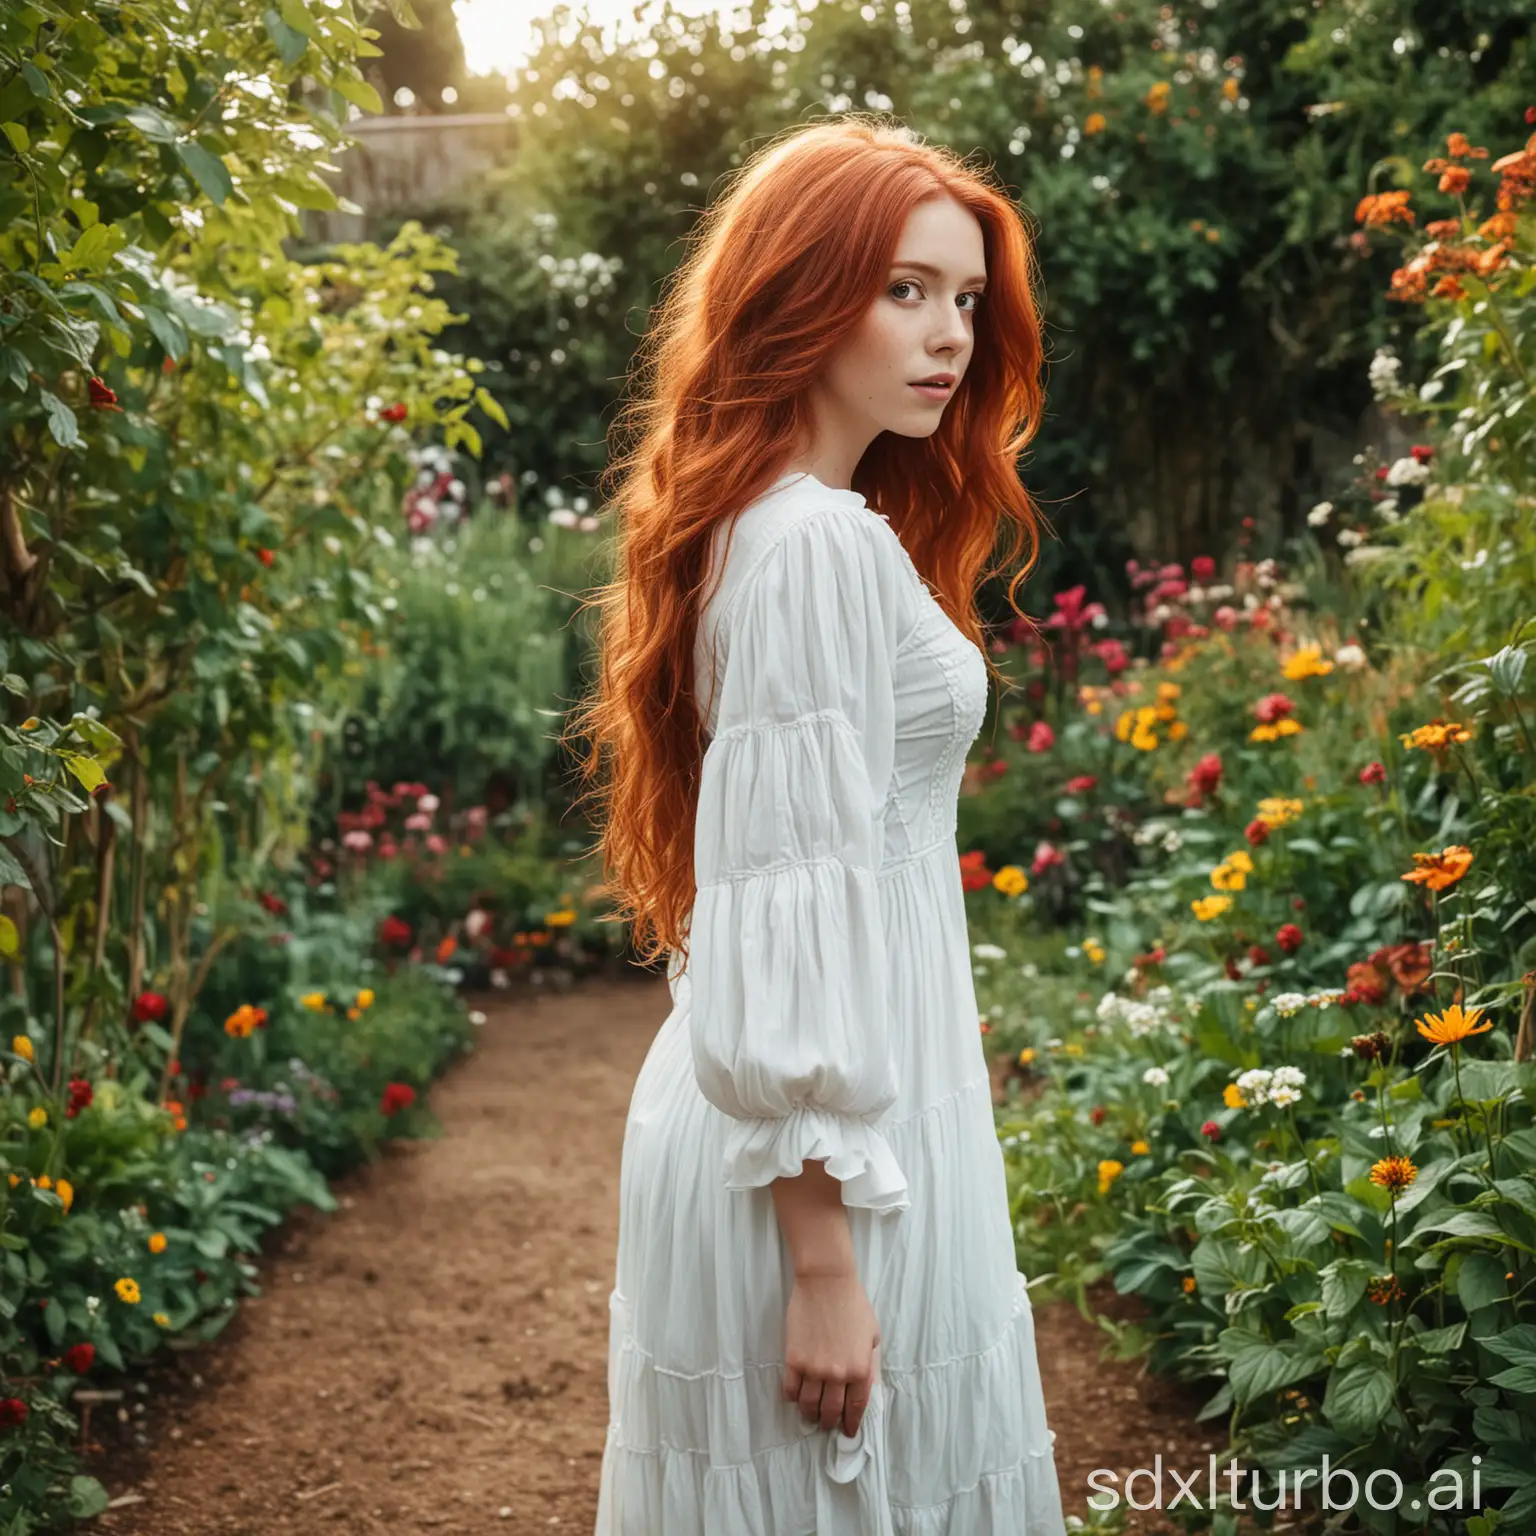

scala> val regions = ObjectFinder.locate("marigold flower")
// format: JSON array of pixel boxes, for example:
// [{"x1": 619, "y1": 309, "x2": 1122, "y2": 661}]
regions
[
  {"x1": 114, "y1": 1277, "x2": 141, "y2": 1304},
  {"x1": 11, "y1": 1033, "x2": 34, "y2": 1063},
  {"x1": 1400, "y1": 720, "x2": 1472, "y2": 756},
  {"x1": 1191, "y1": 895, "x2": 1232, "y2": 922},
  {"x1": 1017, "y1": 1047, "x2": 1035, "y2": 1065},
  {"x1": 1401, "y1": 845, "x2": 1474, "y2": 892},
  {"x1": 992, "y1": 864, "x2": 1028, "y2": 897},
  {"x1": 224, "y1": 1004, "x2": 264, "y2": 1039},
  {"x1": 153, "y1": 1311, "x2": 172, "y2": 1328},
  {"x1": 356, "y1": 988, "x2": 376, "y2": 1010},
  {"x1": 148, "y1": 1232, "x2": 167, "y2": 1254},
  {"x1": 27, "y1": 1106, "x2": 46, "y2": 1129},
  {"x1": 1368, "y1": 1155, "x2": 1418, "y2": 1192},
  {"x1": 1222, "y1": 1082, "x2": 1246, "y2": 1109},
  {"x1": 1437, "y1": 166, "x2": 1472, "y2": 195},
  {"x1": 1130, "y1": 1139, "x2": 1150, "y2": 1155},
  {"x1": 1415, "y1": 1003, "x2": 1492, "y2": 1046},
  {"x1": 435, "y1": 936, "x2": 458, "y2": 963},
  {"x1": 544, "y1": 908, "x2": 577, "y2": 927},
  {"x1": 1084, "y1": 112, "x2": 1107, "y2": 135},
  {"x1": 1083, "y1": 937, "x2": 1106, "y2": 965},
  {"x1": 1182, "y1": 1275, "x2": 1197, "y2": 1293},
  {"x1": 1097, "y1": 1158, "x2": 1125, "y2": 1193},
  {"x1": 56, "y1": 1178, "x2": 73, "y2": 1212},
  {"x1": 1221, "y1": 77, "x2": 1239, "y2": 102},
  {"x1": 1144, "y1": 81, "x2": 1170, "y2": 114},
  {"x1": 1281, "y1": 645, "x2": 1334, "y2": 681},
  {"x1": 300, "y1": 991, "x2": 327, "y2": 1012}
]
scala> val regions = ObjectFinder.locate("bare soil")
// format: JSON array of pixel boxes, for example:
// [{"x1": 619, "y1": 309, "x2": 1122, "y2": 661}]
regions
[{"x1": 85, "y1": 975, "x2": 1221, "y2": 1536}]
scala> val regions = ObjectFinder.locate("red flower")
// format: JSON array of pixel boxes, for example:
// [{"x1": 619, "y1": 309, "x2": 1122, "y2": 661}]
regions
[
  {"x1": 1409, "y1": 444, "x2": 1434, "y2": 464},
  {"x1": 1275, "y1": 923, "x2": 1304, "y2": 955},
  {"x1": 1344, "y1": 961, "x2": 1388, "y2": 1005},
  {"x1": 1359, "y1": 761, "x2": 1386, "y2": 785},
  {"x1": 256, "y1": 548, "x2": 275, "y2": 567},
  {"x1": 1065, "y1": 774, "x2": 1098, "y2": 794},
  {"x1": 0, "y1": 1398, "x2": 27, "y2": 1428},
  {"x1": 65, "y1": 1078, "x2": 93, "y2": 1118},
  {"x1": 1244, "y1": 817, "x2": 1270, "y2": 847},
  {"x1": 87, "y1": 376, "x2": 122, "y2": 412},
  {"x1": 1187, "y1": 752, "x2": 1223, "y2": 798},
  {"x1": 61, "y1": 1342, "x2": 95, "y2": 1374},
  {"x1": 1247, "y1": 945, "x2": 1271, "y2": 967},
  {"x1": 1527, "y1": 106, "x2": 1536, "y2": 125},
  {"x1": 257, "y1": 891, "x2": 288, "y2": 916},
  {"x1": 435, "y1": 935, "x2": 458, "y2": 965},
  {"x1": 959, "y1": 849, "x2": 994, "y2": 892},
  {"x1": 132, "y1": 991, "x2": 168, "y2": 1023},
  {"x1": 1134, "y1": 945, "x2": 1166, "y2": 969},
  {"x1": 378, "y1": 914, "x2": 413, "y2": 948},
  {"x1": 1200, "y1": 1120, "x2": 1221, "y2": 1141},
  {"x1": 380, "y1": 403, "x2": 408, "y2": 423},
  {"x1": 1089, "y1": 1105, "x2": 1106, "y2": 1126},
  {"x1": 1031, "y1": 841, "x2": 1065, "y2": 877},
  {"x1": 1191, "y1": 556, "x2": 1216, "y2": 582},
  {"x1": 1026, "y1": 720, "x2": 1055, "y2": 754},
  {"x1": 1225, "y1": 956, "x2": 1242, "y2": 981},
  {"x1": 1374, "y1": 465, "x2": 1389, "y2": 481},
  {"x1": 1252, "y1": 693, "x2": 1294, "y2": 725},
  {"x1": 380, "y1": 1081, "x2": 416, "y2": 1116}
]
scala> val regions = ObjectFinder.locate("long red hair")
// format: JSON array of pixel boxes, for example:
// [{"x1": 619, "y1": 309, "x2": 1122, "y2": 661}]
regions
[{"x1": 564, "y1": 114, "x2": 1047, "y2": 966}]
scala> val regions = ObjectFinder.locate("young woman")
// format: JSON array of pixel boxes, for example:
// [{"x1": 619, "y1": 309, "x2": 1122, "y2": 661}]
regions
[{"x1": 571, "y1": 115, "x2": 1068, "y2": 1535}]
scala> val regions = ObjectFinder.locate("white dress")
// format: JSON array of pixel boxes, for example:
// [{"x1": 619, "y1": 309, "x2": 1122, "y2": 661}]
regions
[{"x1": 596, "y1": 470, "x2": 1067, "y2": 1536}]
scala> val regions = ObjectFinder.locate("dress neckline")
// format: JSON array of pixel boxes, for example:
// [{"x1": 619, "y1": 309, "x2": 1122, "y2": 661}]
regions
[{"x1": 768, "y1": 469, "x2": 890, "y2": 523}]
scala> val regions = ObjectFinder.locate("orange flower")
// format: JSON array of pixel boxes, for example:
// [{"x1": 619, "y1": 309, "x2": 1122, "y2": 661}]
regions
[
  {"x1": 1438, "y1": 166, "x2": 1472, "y2": 195},
  {"x1": 1355, "y1": 190, "x2": 1414, "y2": 228},
  {"x1": 1444, "y1": 133, "x2": 1488, "y2": 161},
  {"x1": 1415, "y1": 1003, "x2": 1492, "y2": 1047},
  {"x1": 1401, "y1": 846, "x2": 1473, "y2": 892},
  {"x1": 1144, "y1": 81, "x2": 1170, "y2": 114},
  {"x1": 435, "y1": 935, "x2": 458, "y2": 964},
  {"x1": 1431, "y1": 275, "x2": 1465, "y2": 300},
  {"x1": 1368, "y1": 1155, "x2": 1418, "y2": 1192},
  {"x1": 1084, "y1": 112, "x2": 1106, "y2": 136},
  {"x1": 1400, "y1": 720, "x2": 1472, "y2": 756}
]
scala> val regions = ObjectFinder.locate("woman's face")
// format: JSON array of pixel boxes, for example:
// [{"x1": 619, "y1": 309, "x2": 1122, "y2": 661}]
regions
[{"x1": 808, "y1": 194, "x2": 987, "y2": 471}]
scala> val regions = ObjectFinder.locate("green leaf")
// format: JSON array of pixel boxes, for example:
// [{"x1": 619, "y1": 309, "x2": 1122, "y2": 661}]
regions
[
  {"x1": 1489, "y1": 1363, "x2": 1536, "y2": 1395},
  {"x1": 1459, "y1": 1250, "x2": 1513, "y2": 1313},
  {"x1": 39, "y1": 389, "x2": 80, "y2": 448},
  {"x1": 332, "y1": 71, "x2": 384, "y2": 116},
  {"x1": 1323, "y1": 1360, "x2": 1395, "y2": 1439},
  {"x1": 122, "y1": 104, "x2": 180, "y2": 143},
  {"x1": 20, "y1": 61, "x2": 51, "y2": 99},
  {"x1": 176, "y1": 141, "x2": 233, "y2": 205},
  {"x1": 63, "y1": 752, "x2": 106, "y2": 794},
  {"x1": 474, "y1": 386, "x2": 509, "y2": 430},
  {"x1": 279, "y1": 0, "x2": 323, "y2": 39},
  {"x1": 44, "y1": 1293, "x2": 66, "y2": 1345},
  {"x1": 69, "y1": 1478, "x2": 111, "y2": 1519},
  {"x1": 1, "y1": 121, "x2": 28, "y2": 153},
  {"x1": 63, "y1": 223, "x2": 114, "y2": 275},
  {"x1": 263, "y1": 8, "x2": 311, "y2": 66},
  {"x1": 385, "y1": 0, "x2": 422, "y2": 26}
]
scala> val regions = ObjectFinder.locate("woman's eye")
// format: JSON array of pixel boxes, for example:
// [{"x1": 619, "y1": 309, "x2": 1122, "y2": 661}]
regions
[
  {"x1": 891, "y1": 280, "x2": 919, "y2": 300},
  {"x1": 959, "y1": 291, "x2": 983, "y2": 312}
]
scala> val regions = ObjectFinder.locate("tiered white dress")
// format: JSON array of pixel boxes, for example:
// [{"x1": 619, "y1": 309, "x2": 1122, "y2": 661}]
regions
[{"x1": 596, "y1": 470, "x2": 1067, "y2": 1536}]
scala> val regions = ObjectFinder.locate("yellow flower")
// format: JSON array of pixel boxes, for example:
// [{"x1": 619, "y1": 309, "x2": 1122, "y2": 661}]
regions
[
  {"x1": 11, "y1": 1034, "x2": 33, "y2": 1063},
  {"x1": 1130, "y1": 1139, "x2": 1151, "y2": 1155},
  {"x1": 992, "y1": 865, "x2": 1028, "y2": 897},
  {"x1": 114, "y1": 1277, "x2": 141, "y2": 1305},
  {"x1": 544, "y1": 908, "x2": 577, "y2": 927},
  {"x1": 346, "y1": 1006, "x2": 361, "y2": 1021},
  {"x1": 1144, "y1": 80, "x2": 1170, "y2": 113},
  {"x1": 56, "y1": 1178, "x2": 73, "y2": 1212},
  {"x1": 1156, "y1": 682, "x2": 1182, "y2": 703},
  {"x1": 1274, "y1": 718, "x2": 1302, "y2": 737},
  {"x1": 1017, "y1": 1047, "x2": 1036, "y2": 1065},
  {"x1": 148, "y1": 1231, "x2": 167, "y2": 1254},
  {"x1": 6, "y1": 1173, "x2": 18, "y2": 1187},
  {"x1": 1130, "y1": 719, "x2": 1159, "y2": 751},
  {"x1": 356, "y1": 988, "x2": 375, "y2": 1010},
  {"x1": 1083, "y1": 937, "x2": 1106, "y2": 965},
  {"x1": 1222, "y1": 76, "x2": 1240, "y2": 102},
  {"x1": 1368, "y1": 1155, "x2": 1419, "y2": 1193},
  {"x1": 1282, "y1": 645, "x2": 1334, "y2": 681},
  {"x1": 1415, "y1": 1003, "x2": 1492, "y2": 1046},
  {"x1": 1223, "y1": 1082, "x2": 1247, "y2": 1109},
  {"x1": 1168, "y1": 720, "x2": 1189, "y2": 741},
  {"x1": 300, "y1": 991, "x2": 327, "y2": 1011},
  {"x1": 1097, "y1": 1158, "x2": 1125, "y2": 1193},
  {"x1": 1210, "y1": 862, "x2": 1247, "y2": 893},
  {"x1": 1255, "y1": 797, "x2": 1303, "y2": 828},
  {"x1": 1400, "y1": 721, "x2": 1472, "y2": 754},
  {"x1": 1182, "y1": 1274, "x2": 1197, "y2": 1293},
  {"x1": 1192, "y1": 894, "x2": 1232, "y2": 922},
  {"x1": 1114, "y1": 709, "x2": 1134, "y2": 742},
  {"x1": 1084, "y1": 111, "x2": 1107, "y2": 135},
  {"x1": 153, "y1": 1311, "x2": 171, "y2": 1328},
  {"x1": 37, "y1": 1173, "x2": 51, "y2": 1190},
  {"x1": 1250, "y1": 723, "x2": 1278, "y2": 743},
  {"x1": 28, "y1": 1106, "x2": 46, "y2": 1129},
  {"x1": 1224, "y1": 850, "x2": 1254, "y2": 874}
]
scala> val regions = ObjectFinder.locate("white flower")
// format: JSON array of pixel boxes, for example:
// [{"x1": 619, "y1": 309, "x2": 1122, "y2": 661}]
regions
[
  {"x1": 1368, "y1": 347, "x2": 1402, "y2": 398},
  {"x1": 1460, "y1": 549, "x2": 1488, "y2": 571},
  {"x1": 1334, "y1": 642, "x2": 1367, "y2": 671},
  {"x1": 547, "y1": 507, "x2": 579, "y2": 528},
  {"x1": 468, "y1": 1009, "x2": 488, "y2": 1026},
  {"x1": 972, "y1": 942, "x2": 1008, "y2": 962},
  {"x1": 1385, "y1": 456, "x2": 1429, "y2": 488},
  {"x1": 1306, "y1": 989, "x2": 1345, "y2": 1008},
  {"x1": 1336, "y1": 527, "x2": 1365, "y2": 548},
  {"x1": 1021, "y1": 962, "x2": 1040, "y2": 979},
  {"x1": 322, "y1": 534, "x2": 343, "y2": 557},
  {"x1": 1147, "y1": 985, "x2": 1174, "y2": 1006},
  {"x1": 1235, "y1": 1067, "x2": 1273, "y2": 1105},
  {"x1": 1345, "y1": 545, "x2": 1389, "y2": 566},
  {"x1": 1142, "y1": 1065, "x2": 1170, "y2": 1087},
  {"x1": 1205, "y1": 584, "x2": 1234, "y2": 601},
  {"x1": 1097, "y1": 993, "x2": 1121, "y2": 1023},
  {"x1": 1271, "y1": 1065, "x2": 1307, "y2": 1089},
  {"x1": 1306, "y1": 501, "x2": 1333, "y2": 527},
  {"x1": 1161, "y1": 830, "x2": 1183, "y2": 853},
  {"x1": 1271, "y1": 992, "x2": 1308, "y2": 1018},
  {"x1": 490, "y1": 967, "x2": 511, "y2": 989},
  {"x1": 417, "y1": 793, "x2": 440, "y2": 814},
  {"x1": 1268, "y1": 1083, "x2": 1303, "y2": 1108}
]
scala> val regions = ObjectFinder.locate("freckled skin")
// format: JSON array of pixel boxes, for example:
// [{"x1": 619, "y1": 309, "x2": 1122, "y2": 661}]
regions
[{"x1": 794, "y1": 194, "x2": 987, "y2": 488}]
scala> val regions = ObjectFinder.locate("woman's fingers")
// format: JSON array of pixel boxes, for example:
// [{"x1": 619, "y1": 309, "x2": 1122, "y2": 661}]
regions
[
  {"x1": 798, "y1": 1373, "x2": 823, "y2": 1423},
  {"x1": 818, "y1": 1379, "x2": 846, "y2": 1433},
  {"x1": 841, "y1": 1382, "x2": 870, "y2": 1436},
  {"x1": 782, "y1": 1363, "x2": 803, "y2": 1403}
]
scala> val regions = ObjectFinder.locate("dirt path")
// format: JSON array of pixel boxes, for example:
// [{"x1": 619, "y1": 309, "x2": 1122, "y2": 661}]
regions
[{"x1": 90, "y1": 975, "x2": 1215, "y2": 1536}]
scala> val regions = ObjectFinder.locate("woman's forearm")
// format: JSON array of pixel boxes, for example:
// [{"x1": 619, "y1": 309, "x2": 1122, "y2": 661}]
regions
[{"x1": 771, "y1": 1159, "x2": 856, "y2": 1277}]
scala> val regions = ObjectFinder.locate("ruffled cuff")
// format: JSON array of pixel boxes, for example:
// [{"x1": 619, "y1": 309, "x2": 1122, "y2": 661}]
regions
[{"x1": 721, "y1": 1106, "x2": 910, "y2": 1212}]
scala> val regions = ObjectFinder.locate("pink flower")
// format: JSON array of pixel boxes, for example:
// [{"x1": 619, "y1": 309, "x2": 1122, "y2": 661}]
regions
[
  {"x1": 1213, "y1": 605, "x2": 1239, "y2": 631},
  {"x1": 1252, "y1": 693, "x2": 1294, "y2": 725},
  {"x1": 1092, "y1": 638, "x2": 1130, "y2": 675},
  {"x1": 342, "y1": 829, "x2": 373, "y2": 852},
  {"x1": 1026, "y1": 720, "x2": 1056, "y2": 753},
  {"x1": 1200, "y1": 1120, "x2": 1221, "y2": 1141},
  {"x1": 1187, "y1": 752, "x2": 1223, "y2": 798},
  {"x1": 1031, "y1": 841, "x2": 1065, "y2": 876},
  {"x1": 1043, "y1": 586, "x2": 1107, "y2": 635},
  {"x1": 1065, "y1": 775, "x2": 1098, "y2": 794},
  {"x1": 1191, "y1": 556, "x2": 1216, "y2": 582},
  {"x1": 1359, "y1": 761, "x2": 1386, "y2": 785}
]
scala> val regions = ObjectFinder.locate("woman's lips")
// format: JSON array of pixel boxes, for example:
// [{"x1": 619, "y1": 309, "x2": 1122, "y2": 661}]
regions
[{"x1": 909, "y1": 383, "x2": 953, "y2": 401}]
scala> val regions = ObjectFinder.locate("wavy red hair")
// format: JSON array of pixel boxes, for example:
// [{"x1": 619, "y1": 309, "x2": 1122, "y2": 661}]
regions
[{"x1": 564, "y1": 114, "x2": 1047, "y2": 967}]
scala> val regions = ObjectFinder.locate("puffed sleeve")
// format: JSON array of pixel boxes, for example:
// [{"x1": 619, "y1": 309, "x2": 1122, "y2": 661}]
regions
[{"x1": 687, "y1": 507, "x2": 911, "y2": 1213}]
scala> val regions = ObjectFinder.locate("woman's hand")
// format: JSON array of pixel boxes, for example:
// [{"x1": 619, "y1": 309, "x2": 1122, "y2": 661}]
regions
[{"x1": 781, "y1": 1266, "x2": 881, "y2": 1436}]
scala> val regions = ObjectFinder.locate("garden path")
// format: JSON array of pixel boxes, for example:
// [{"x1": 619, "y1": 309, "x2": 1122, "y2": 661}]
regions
[{"x1": 90, "y1": 976, "x2": 1212, "y2": 1535}]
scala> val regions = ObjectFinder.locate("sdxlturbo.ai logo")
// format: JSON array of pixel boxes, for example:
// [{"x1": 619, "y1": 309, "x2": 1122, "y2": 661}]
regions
[{"x1": 1087, "y1": 1454, "x2": 1483, "y2": 1514}]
